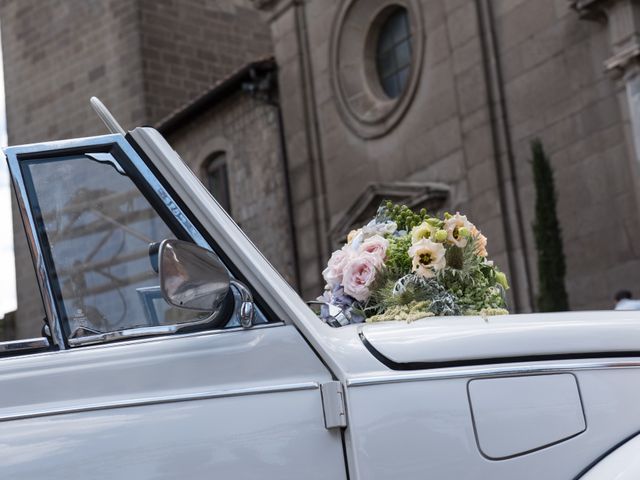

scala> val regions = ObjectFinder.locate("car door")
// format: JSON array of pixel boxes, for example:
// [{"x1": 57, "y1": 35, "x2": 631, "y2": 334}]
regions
[{"x1": 0, "y1": 134, "x2": 347, "y2": 479}]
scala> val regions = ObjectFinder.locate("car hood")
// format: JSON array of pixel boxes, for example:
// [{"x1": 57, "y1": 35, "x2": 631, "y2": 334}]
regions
[{"x1": 360, "y1": 310, "x2": 640, "y2": 368}]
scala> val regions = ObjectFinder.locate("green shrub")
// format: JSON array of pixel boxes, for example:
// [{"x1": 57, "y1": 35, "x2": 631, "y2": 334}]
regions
[{"x1": 531, "y1": 139, "x2": 569, "y2": 311}]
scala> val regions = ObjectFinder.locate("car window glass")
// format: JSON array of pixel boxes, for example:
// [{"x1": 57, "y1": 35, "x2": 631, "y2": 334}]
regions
[{"x1": 23, "y1": 154, "x2": 210, "y2": 339}]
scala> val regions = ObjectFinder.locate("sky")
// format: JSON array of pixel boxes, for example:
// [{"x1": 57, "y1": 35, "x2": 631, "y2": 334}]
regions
[{"x1": 0, "y1": 32, "x2": 17, "y2": 318}]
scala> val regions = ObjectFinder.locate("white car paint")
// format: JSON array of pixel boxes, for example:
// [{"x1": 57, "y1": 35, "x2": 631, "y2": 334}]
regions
[{"x1": 580, "y1": 433, "x2": 640, "y2": 479}]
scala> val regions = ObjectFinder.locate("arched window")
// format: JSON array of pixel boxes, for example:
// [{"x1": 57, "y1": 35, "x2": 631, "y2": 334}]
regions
[
  {"x1": 375, "y1": 7, "x2": 413, "y2": 99},
  {"x1": 202, "y1": 152, "x2": 231, "y2": 214}
]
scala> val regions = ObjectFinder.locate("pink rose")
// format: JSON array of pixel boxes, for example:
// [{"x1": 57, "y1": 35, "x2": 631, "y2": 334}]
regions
[
  {"x1": 359, "y1": 234, "x2": 388, "y2": 267},
  {"x1": 342, "y1": 254, "x2": 378, "y2": 302},
  {"x1": 322, "y1": 247, "x2": 352, "y2": 288}
]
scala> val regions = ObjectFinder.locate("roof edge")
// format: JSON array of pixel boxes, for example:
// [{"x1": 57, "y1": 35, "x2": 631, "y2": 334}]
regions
[{"x1": 156, "y1": 56, "x2": 276, "y2": 135}]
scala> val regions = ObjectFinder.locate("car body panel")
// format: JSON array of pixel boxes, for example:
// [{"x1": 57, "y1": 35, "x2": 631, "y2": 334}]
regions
[
  {"x1": 580, "y1": 433, "x2": 640, "y2": 479},
  {"x1": 0, "y1": 325, "x2": 348, "y2": 479},
  {"x1": 344, "y1": 367, "x2": 640, "y2": 479}
]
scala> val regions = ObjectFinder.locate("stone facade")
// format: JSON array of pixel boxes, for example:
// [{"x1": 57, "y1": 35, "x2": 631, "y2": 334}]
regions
[
  {"x1": 257, "y1": 0, "x2": 640, "y2": 311},
  {"x1": 160, "y1": 71, "x2": 298, "y2": 287},
  {"x1": 2, "y1": 0, "x2": 640, "y2": 340}
]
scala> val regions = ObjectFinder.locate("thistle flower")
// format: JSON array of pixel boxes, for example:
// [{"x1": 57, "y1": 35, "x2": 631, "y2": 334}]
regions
[{"x1": 408, "y1": 238, "x2": 446, "y2": 278}]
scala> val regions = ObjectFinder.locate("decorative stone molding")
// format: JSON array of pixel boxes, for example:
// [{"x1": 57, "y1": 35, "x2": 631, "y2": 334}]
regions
[
  {"x1": 329, "y1": 182, "x2": 449, "y2": 247},
  {"x1": 605, "y1": 42, "x2": 640, "y2": 76},
  {"x1": 329, "y1": 0, "x2": 425, "y2": 139},
  {"x1": 571, "y1": 0, "x2": 640, "y2": 76}
]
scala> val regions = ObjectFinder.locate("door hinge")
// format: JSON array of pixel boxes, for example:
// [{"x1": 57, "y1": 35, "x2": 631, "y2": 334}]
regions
[{"x1": 320, "y1": 381, "x2": 347, "y2": 429}]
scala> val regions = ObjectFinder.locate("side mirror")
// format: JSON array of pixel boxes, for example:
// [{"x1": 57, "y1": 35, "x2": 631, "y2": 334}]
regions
[
  {"x1": 159, "y1": 239, "x2": 230, "y2": 312},
  {"x1": 158, "y1": 239, "x2": 255, "y2": 328}
]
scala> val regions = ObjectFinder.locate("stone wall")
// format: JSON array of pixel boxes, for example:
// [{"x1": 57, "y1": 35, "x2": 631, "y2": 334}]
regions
[
  {"x1": 258, "y1": 0, "x2": 639, "y2": 311},
  {"x1": 263, "y1": 0, "x2": 526, "y2": 307},
  {"x1": 491, "y1": 0, "x2": 636, "y2": 309},
  {"x1": 164, "y1": 91, "x2": 296, "y2": 286}
]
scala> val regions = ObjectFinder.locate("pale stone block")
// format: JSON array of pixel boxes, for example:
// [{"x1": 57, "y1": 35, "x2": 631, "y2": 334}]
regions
[
  {"x1": 452, "y1": 37, "x2": 482, "y2": 76},
  {"x1": 446, "y1": 1, "x2": 479, "y2": 49}
]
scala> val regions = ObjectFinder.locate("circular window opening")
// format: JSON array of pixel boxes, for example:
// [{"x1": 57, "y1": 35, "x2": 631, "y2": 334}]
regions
[{"x1": 375, "y1": 7, "x2": 413, "y2": 99}]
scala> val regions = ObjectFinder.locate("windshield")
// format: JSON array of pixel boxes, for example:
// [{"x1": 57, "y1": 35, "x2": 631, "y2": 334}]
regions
[{"x1": 23, "y1": 154, "x2": 209, "y2": 340}]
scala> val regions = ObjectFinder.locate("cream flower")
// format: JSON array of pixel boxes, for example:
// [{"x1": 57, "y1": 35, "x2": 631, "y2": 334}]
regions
[
  {"x1": 408, "y1": 238, "x2": 446, "y2": 278},
  {"x1": 444, "y1": 213, "x2": 473, "y2": 248},
  {"x1": 347, "y1": 229, "x2": 362, "y2": 244},
  {"x1": 342, "y1": 254, "x2": 378, "y2": 302},
  {"x1": 410, "y1": 221, "x2": 437, "y2": 243}
]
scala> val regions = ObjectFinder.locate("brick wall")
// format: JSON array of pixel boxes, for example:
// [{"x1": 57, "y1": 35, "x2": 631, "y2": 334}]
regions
[
  {"x1": 139, "y1": 0, "x2": 272, "y2": 123},
  {"x1": 0, "y1": 0, "x2": 274, "y2": 337},
  {"x1": 165, "y1": 91, "x2": 296, "y2": 285}
]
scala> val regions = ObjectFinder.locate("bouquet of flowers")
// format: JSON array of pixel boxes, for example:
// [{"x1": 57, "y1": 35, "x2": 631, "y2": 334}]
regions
[{"x1": 317, "y1": 201, "x2": 509, "y2": 326}]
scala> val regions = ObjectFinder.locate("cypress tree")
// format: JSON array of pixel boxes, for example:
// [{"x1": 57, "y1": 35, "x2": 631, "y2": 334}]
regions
[{"x1": 531, "y1": 139, "x2": 569, "y2": 311}]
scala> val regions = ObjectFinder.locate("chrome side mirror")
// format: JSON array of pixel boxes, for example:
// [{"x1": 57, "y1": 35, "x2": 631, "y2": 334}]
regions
[
  {"x1": 158, "y1": 239, "x2": 255, "y2": 329},
  {"x1": 159, "y1": 239, "x2": 230, "y2": 312}
]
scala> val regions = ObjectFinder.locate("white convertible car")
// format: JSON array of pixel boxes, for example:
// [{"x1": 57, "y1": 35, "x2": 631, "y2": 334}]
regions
[{"x1": 0, "y1": 99, "x2": 639, "y2": 479}]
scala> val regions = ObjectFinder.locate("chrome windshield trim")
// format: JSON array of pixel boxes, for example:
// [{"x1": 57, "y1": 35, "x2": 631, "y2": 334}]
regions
[
  {"x1": 0, "y1": 337, "x2": 50, "y2": 354},
  {"x1": 0, "y1": 381, "x2": 319, "y2": 423},
  {"x1": 115, "y1": 135, "x2": 209, "y2": 248},
  {"x1": 3, "y1": 134, "x2": 210, "y2": 349},
  {"x1": 346, "y1": 358, "x2": 640, "y2": 387}
]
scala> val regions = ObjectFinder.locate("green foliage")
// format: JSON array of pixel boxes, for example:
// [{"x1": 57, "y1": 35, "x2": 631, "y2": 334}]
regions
[
  {"x1": 367, "y1": 272, "x2": 461, "y2": 318},
  {"x1": 531, "y1": 139, "x2": 569, "y2": 312},
  {"x1": 385, "y1": 235, "x2": 412, "y2": 274},
  {"x1": 381, "y1": 200, "x2": 429, "y2": 231}
]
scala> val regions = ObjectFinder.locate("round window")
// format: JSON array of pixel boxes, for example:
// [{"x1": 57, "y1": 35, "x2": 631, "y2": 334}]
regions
[
  {"x1": 330, "y1": 0, "x2": 424, "y2": 138},
  {"x1": 375, "y1": 8, "x2": 413, "y2": 99}
]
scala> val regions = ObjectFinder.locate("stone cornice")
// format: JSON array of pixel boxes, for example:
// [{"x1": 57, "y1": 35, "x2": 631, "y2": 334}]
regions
[
  {"x1": 605, "y1": 41, "x2": 640, "y2": 75},
  {"x1": 571, "y1": 0, "x2": 640, "y2": 75}
]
